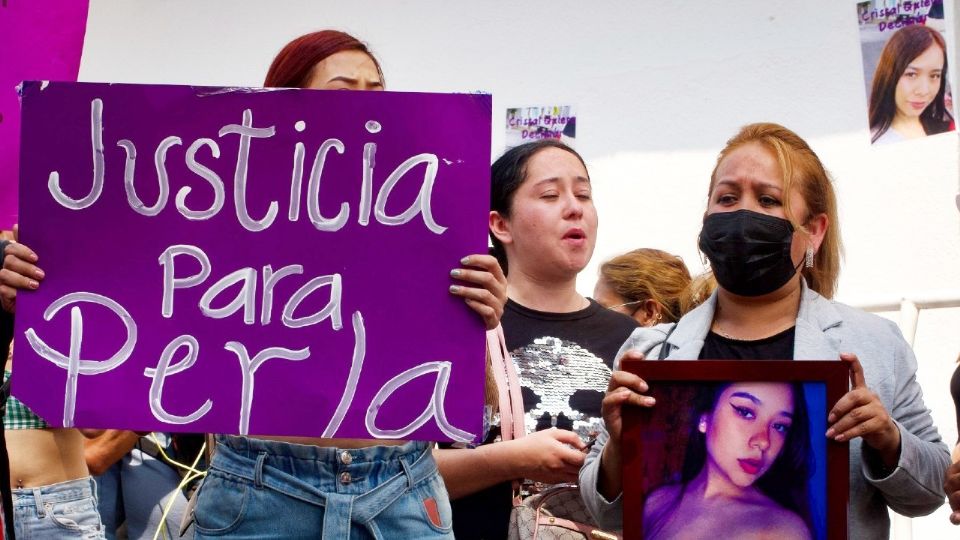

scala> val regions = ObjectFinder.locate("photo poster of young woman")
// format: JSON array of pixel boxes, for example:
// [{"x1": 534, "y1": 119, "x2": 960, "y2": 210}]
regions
[
  {"x1": 504, "y1": 105, "x2": 576, "y2": 150},
  {"x1": 857, "y1": 0, "x2": 956, "y2": 144},
  {"x1": 621, "y1": 361, "x2": 850, "y2": 540}
]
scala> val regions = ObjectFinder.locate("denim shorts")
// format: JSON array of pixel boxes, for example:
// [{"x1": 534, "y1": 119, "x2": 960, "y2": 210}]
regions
[
  {"x1": 95, "y1": 443, "x2": 192, "y2": 540},
  {"x1": 12, "y1": 476, "x2": 105, "y2": 539},
  {"x1": 193, "y1": 436, "x2": 453, "y2": 539}
]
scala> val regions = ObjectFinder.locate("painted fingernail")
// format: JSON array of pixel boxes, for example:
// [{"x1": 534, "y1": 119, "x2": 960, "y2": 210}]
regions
[
  {"x1": 35, "y1": 270, "x2": 44, "y2": 279},
  {"x1": 449, "y1": 285, "x2": 460, "y2": 293},
  {"x1": 645, "y1": 397, "x2": 656, "y2": 406},
  {"x1": 825, "y1": 428, "x2": 835, "y2": 438},
  {"x1": 450, "y1": 269, "x2": 461, "y2": 277},
  {"x1": 460, "y1": 256, "x2": 470, "y2": 265},
  {"x1": 29, "y1": 280, "x2": 38, "y2": 289},
  {"x1": 835, "y1": 434, "x2": 845, "y2": 441}
]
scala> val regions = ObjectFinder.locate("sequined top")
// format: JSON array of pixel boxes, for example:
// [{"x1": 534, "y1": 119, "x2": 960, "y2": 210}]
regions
[
  {"x1": 449, "y1": 298, "x2": 637, "y2": 539},
  {"x1": 502, "y1": 298, "x2": 638, "y2": 442}
]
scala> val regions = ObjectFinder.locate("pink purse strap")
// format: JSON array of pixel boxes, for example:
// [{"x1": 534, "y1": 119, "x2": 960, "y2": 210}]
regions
[
  {"x1": 486, "y1": 324, "x2": 525, "y2": 442},
  {"x1": 486, "y1": 324, "x2": 526, "y2": 505}
]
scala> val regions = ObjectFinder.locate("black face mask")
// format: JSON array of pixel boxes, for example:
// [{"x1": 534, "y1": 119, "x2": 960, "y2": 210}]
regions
[{"x1": 698, "y1": 209, "x2": 799, "y2": 297}]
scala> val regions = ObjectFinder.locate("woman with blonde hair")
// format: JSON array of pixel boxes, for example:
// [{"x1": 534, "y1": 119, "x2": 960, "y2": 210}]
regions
[
  {"x1": 581, "y1": 122, "x2": 949, "y2": 538},
  {"x1": 593, "y1": 248, "x2": 700, "y2": 326}
]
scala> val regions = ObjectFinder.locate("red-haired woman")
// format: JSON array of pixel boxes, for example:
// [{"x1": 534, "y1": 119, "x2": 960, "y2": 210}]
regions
[
  {"x1": 1, "y1": 30, "x2": 506, "y2": 539},
  {"x1": 262, "y1": 30, "x2": 385, "y2": 90}
]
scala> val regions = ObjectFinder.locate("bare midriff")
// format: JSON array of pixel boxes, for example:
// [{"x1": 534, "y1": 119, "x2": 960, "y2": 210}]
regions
[{"x1": 6, "y1": 428, "x2": 89, "y2": 488}]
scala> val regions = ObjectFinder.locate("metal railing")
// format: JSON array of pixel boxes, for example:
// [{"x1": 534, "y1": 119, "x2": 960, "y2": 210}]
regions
[{"x1": 849, "y1": 291, "x2": 960, "y2": 540}]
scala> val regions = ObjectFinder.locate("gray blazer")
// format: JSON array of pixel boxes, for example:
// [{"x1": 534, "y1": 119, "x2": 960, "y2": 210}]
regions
[{"x1": 579, "y1": 282, "x2": 949, "y2": 539}]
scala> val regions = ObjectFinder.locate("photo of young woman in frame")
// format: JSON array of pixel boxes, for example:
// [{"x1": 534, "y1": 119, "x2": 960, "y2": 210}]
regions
[{"x1": 620, "y1": 361, "x2": 849, "y2": 540}]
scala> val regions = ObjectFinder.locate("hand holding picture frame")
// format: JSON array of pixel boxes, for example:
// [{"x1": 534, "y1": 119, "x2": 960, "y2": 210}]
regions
[{"x1": 620, "y1": 360, "x2": 849, "y2": 540}]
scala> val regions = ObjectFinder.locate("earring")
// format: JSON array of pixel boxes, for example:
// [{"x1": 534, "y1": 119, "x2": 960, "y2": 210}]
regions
[
  {"x1": 804, "y1": 246, "x2": 814, "y2": 268},
  {"x1": 698, "y1": 416, "x2": 707, "y2": 433},
  {"x1": 655, "y1": 313, "x2": 662, "y2": 323}
]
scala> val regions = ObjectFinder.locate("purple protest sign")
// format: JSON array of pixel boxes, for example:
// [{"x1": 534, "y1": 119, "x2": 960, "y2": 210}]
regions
[
  {"x1": 13, "y1": 82, "x2": 492, "y2": 443},
  {"x1": 0, "y1": 1, "x2": 90, "y2": 228}
]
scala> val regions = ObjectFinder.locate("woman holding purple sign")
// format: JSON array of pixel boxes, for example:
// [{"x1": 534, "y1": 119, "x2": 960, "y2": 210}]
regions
[
  {"x1": 1, "y1": 30, "x2": 507, "y2": 539},
  {"x1": 580, "y1": 122, "x2": 949, "y2": 539},
  {"x1": 0, "y1": 229, "x2": 105, "y2": 539},
  {"x1": 169, "y1": 29, "x2": 505, "y2": 540}
]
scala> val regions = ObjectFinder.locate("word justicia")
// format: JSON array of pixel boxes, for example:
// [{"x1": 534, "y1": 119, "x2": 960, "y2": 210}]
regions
[{"x1": 47, "y1": 98, "x2": 447, "y2": 234}]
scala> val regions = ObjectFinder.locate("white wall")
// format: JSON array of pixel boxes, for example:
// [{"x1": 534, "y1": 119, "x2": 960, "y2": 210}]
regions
[{"x1": 80, "y1": 0, "x2": 960, "y2": 536}]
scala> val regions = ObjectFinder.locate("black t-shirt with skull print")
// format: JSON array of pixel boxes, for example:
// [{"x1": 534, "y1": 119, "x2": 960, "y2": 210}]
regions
[
  {"x1": 502, "y1": 298, "x2": 639, "y2": 442},
  {"x1": 449, "y1": 298, "x2": 637, "y2": 539}
]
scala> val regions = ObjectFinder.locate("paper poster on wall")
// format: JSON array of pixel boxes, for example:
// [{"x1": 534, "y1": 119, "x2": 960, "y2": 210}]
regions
[
  {"x1": 0, "y1": 0, "x2": 90, "y2": 228},
  {"x1": 13, "y1": 81, "x2": 492, "y2": 442},
  {"x1": 505, "y1": 105, "x2": 576, "y2": 150},
  {"x1": 857, "y1": 0, "x2": 955, "y2": 144}
]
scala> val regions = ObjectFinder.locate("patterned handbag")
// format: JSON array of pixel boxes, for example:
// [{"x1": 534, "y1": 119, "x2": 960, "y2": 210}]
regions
[
  {"x1": 507, "y1": 484, "x2": 620, "y2": 540},
  {"x1": 487, "y1": 326, "x2": 622, "y2": 540}
]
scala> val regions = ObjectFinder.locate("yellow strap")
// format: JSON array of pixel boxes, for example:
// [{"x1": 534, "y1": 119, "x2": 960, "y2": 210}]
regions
[
  {"x1": 150, "y1": 434, "x2": 207, "y2": 540},
  {"x1": 148, "y1": 432, "x2": 206, "y2": 476}
]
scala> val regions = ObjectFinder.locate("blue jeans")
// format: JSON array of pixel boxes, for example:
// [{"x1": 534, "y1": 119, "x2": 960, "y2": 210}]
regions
[
  {"x1": 95, "y1": 438, "x2": 193, "y2": 539},
  {"x1": 194, "y1": 436, "x2": 453, "y2": 539},
  {"x1": 12, "y1": 476, "x2": 105, "y2": 539}
]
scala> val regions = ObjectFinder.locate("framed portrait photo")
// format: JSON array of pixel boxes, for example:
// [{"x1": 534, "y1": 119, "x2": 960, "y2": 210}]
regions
[{"x1": 620, "y1": 360, "x2": 849, "y2": 540}]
